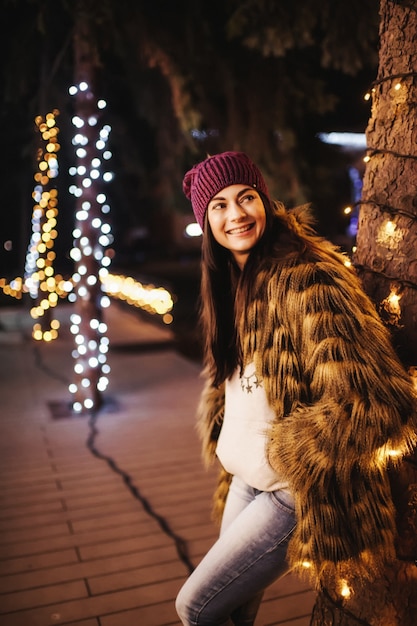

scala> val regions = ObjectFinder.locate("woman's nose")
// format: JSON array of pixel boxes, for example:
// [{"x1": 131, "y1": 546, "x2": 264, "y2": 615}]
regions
[{"x1": 229, "y1": 202, "x2": 245, "y2": 219}]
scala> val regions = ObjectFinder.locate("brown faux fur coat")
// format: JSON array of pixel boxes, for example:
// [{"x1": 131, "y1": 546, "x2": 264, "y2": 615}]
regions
[{"x1": 197, "y1": 205, "x2": 417, "y2": 590}]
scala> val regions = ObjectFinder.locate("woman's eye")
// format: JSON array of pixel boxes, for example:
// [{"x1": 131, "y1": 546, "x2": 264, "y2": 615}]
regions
[{"x1": 241, "y1": 194, "x2": 254, "y2": 203}]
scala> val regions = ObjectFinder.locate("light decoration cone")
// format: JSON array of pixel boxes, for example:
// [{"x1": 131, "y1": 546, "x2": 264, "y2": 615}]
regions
[
  {"x1": 0, "y1": 110, "x2": 74, "y2": 320},
  {"x1": 68, "y1": 80, "x2": 114, "y2": 413}
]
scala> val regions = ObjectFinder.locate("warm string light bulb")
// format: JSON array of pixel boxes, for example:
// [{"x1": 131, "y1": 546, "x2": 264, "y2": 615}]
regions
[
  {"x1": 385, "y1": 220, "x2": 395, "y2": 236},
  {"x1": 380, "y1": 287, "x2": 402, "y2": 327},
  {"x1": 376, "y1": 218, "x2": 405, "y2": 249},
  {"x1": 364, "y1": 87, "x2": 376, "y2": 101},
  {"x1": 387, "y1": 290, "x2": 400, "y2": 306},
  {"x1": 340, "y1": 579, "x2": 352, "y2": 599}
]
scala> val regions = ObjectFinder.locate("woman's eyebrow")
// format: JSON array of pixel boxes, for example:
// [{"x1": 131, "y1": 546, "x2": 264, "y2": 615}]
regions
[
  {"x1": 236, "y1": 187, "x2": 255, "y2": 198},
  {"x1": 209, "y1": 194, "x2": 226, "y2": 204}
]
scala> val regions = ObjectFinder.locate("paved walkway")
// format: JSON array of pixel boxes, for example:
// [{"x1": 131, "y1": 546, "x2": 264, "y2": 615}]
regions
[{"x1": 0, "y1": 302, "x2": 315, "y2": 625}]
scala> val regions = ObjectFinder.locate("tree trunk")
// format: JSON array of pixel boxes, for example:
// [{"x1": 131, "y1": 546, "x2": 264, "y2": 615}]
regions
[
  {"x1": 311, "y1": 0, "x2": 417, "y2": 623},
  {"x1": 70, "y1": 0, "x2": 110, "y2": 412},
  {"x1": 354, "y1": 0, "x2": 417, "y2": 366}
]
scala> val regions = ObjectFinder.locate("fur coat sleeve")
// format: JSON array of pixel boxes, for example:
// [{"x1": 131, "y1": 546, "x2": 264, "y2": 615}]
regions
[{"x1": 263, "y1": 252, "x2": 417, "y2": 588}]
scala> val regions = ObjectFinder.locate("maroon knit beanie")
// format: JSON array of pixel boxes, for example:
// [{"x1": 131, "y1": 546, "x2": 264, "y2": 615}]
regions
[{"x1": 183, "y1": 151, "x2": 270, "y2": 229}]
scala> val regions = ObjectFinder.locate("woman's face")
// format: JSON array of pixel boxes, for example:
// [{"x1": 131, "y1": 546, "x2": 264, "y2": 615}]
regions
[{"x1": 206, "y1": 184, "x2": 266, "y2": 269}]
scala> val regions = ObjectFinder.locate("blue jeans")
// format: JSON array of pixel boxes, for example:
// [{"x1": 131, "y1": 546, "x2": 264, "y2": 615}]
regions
[{"x1": 175, "y1": 475, "x2": 296, "y2": 625}]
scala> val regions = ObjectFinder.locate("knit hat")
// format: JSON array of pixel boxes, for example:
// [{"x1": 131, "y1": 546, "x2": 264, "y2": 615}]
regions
[{"x1": 183, "y1": 151, "x2": 270, "y2": 229}]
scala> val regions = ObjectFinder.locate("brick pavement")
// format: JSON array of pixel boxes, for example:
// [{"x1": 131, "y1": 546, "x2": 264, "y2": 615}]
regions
[{"x1": 0, "y1": 303, "x2": 314, "y2": 625}]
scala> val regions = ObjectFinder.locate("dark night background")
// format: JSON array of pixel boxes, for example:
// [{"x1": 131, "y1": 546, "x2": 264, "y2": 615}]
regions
[{"x1": 0, "y1": 0, "x2": 380, "y2": 351}]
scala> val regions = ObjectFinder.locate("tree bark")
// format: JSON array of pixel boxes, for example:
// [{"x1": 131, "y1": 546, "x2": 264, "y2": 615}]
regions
[
  {"x1": 71, "y1": 0, "x2": 106, "y2": 412},
  {"x1": 311, "y1": 0, "x2": 417, "y2": 623},
  {"x1": 354, "y1": 0, "x2": 417, "y2": 366}
]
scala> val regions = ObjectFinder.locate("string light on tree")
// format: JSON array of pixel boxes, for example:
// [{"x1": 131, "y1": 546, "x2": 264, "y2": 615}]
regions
[
  {"x1": 0, "y1": 109, "x2": 75, "y2": 315},
  {"x1": 68, "y1": 80, "x2": 114, "y2": 413},
  {"x1": 355, "y1": 71, "x2": 417, "y2": 328},
  {"x1": 25, "y1": 111, "x2": 62, "y2": 341},
  {"x1": 380, "y1": 286, "x2": 403, "y2": 327}
]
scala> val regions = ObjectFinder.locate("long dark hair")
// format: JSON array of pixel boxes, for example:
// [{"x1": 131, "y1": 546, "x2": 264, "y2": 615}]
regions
[{"x1": 199, "y1": 196, "x2": 305, "y2": 386}]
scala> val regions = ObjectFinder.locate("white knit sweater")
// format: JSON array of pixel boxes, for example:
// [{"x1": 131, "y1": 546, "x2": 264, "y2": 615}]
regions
[{"x1": 216, "y1": 364, "x2": 289, "y2": 492}]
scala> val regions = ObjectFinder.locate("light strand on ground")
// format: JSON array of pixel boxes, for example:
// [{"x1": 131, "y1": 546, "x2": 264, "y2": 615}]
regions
[
  {"x1": 0, "y1": 271, "x2": 175, "y2": 324},
  {"x1": 101, "y1": 274, "x2": 174, "y2": 324}
]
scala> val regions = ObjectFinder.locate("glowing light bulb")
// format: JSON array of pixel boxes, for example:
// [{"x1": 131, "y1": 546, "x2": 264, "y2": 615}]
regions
[
  {"x1": 72, "y1": 116, "x2": 85, "y2": 128},
  {"x1": 388, "y1": 449, "x2": 402, "y2": 458},
  {"x1": 384, "y1": 220, "x2": 394, "y2": 234},
  {"x1": 340, "y1": 580, "x2": 351, "y2": 598},
  {"x1": 388, "y1": 292, "x2": 400, "y2": 305}
]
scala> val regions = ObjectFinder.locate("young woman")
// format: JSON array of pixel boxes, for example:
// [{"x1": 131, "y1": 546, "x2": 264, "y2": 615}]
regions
[{"x1": 175, "y1": 151, "x2": 417, "y2": 626}]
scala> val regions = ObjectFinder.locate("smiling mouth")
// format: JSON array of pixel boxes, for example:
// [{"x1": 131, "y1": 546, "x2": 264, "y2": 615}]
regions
[{"x1": 227, "y1": 223, "x2": 254, "y2": 235}]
